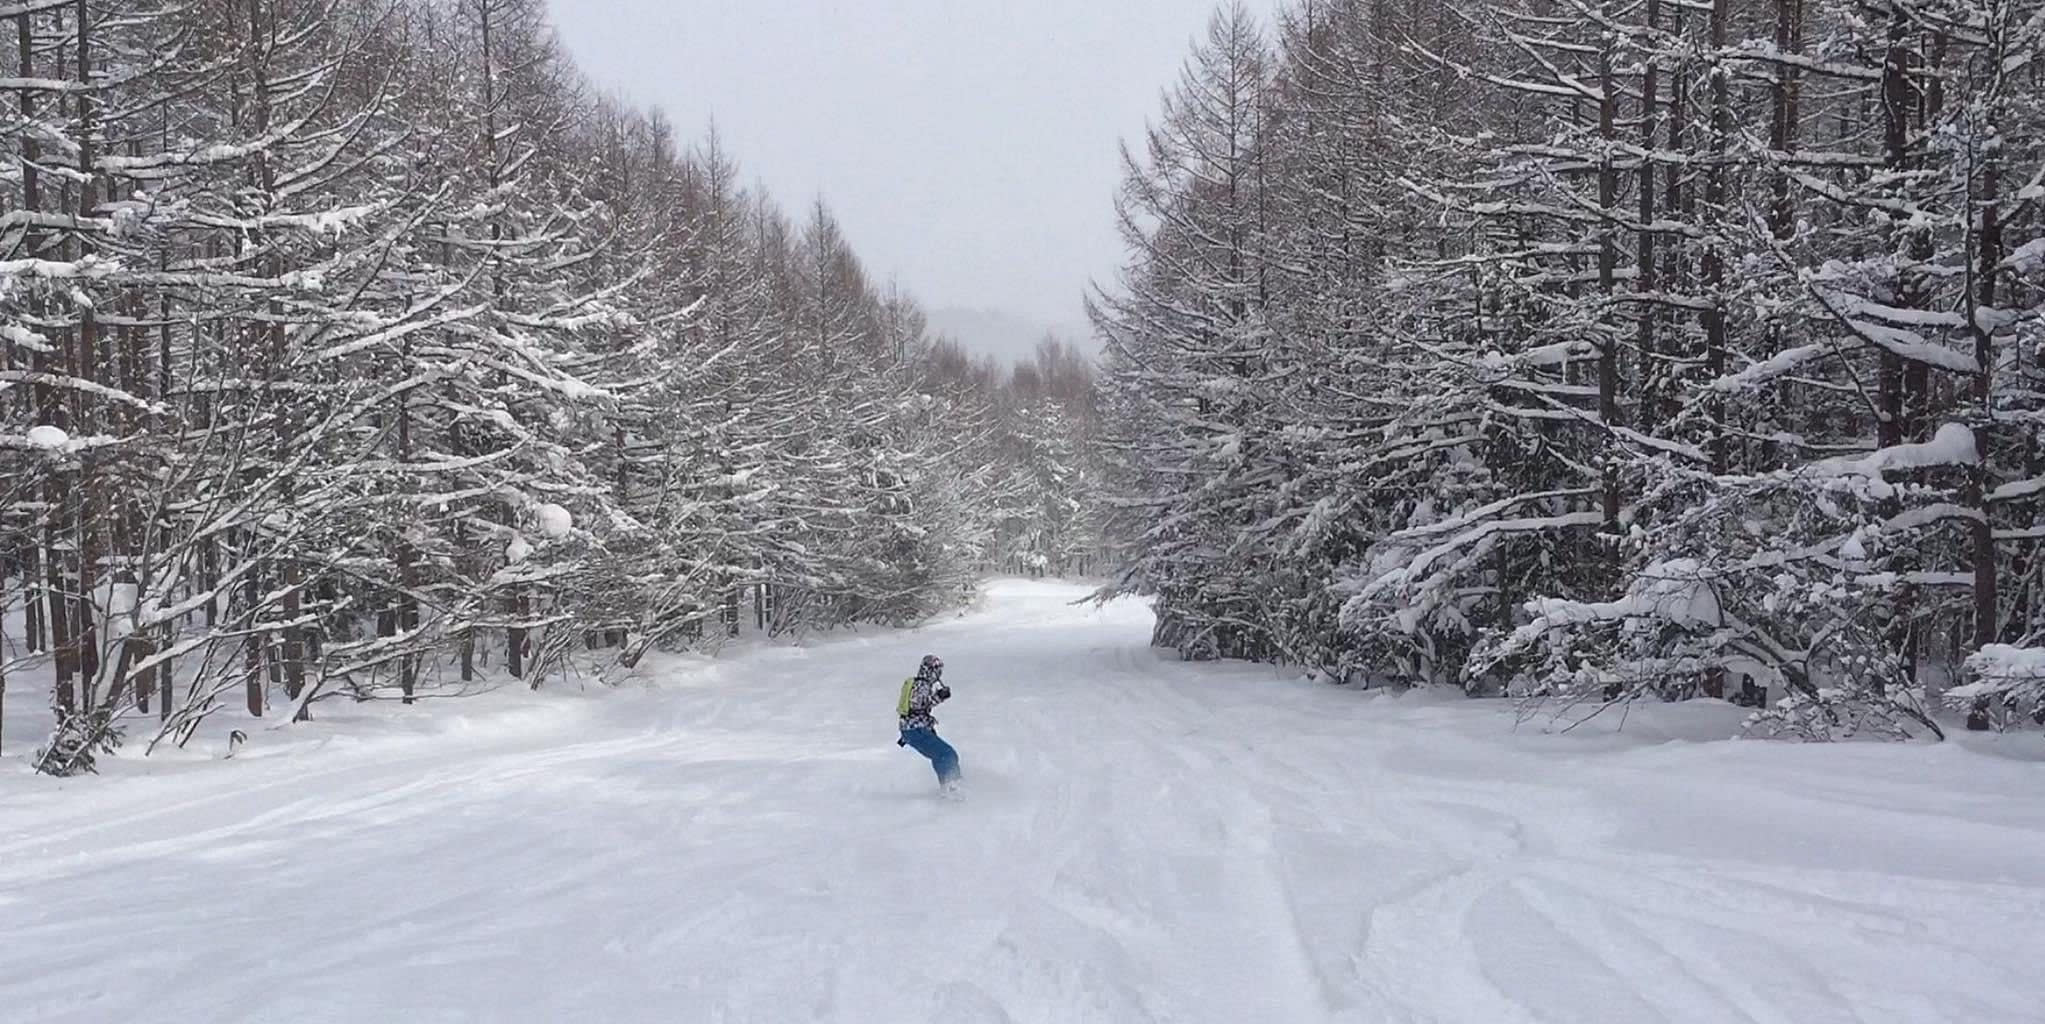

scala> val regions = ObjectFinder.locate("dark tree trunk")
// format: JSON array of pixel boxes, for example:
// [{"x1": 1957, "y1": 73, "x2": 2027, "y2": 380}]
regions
[
  {"x1": 1701, "y1": 0, "x2": 1731, "y2": 477},
  {"x1": 1967, "y1": 109, "x2": 2007, "y2": 730},
  {"x1": 244, "y1": 562, "x2": 264, "y2": 717},
  {"x1": 1595, "y1": 5, "x2": 1622, "y2": 532},
  {"x1": 1768, "y1": 0, "x2": 1804, "y2": 243},
  {"x1": 1635, "y1": 0, "x2": 1661, "y2": 433}
]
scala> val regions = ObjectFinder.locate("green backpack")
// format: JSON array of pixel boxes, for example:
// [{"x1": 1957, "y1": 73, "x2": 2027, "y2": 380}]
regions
[{"x1": 896, "y1": 677, "x2": 917, "y2": 717}]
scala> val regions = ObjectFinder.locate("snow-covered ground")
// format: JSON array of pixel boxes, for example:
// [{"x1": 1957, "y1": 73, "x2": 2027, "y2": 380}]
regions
[{"x1": 4, "y1": 580, "x2": 2044, "y2": 1023}]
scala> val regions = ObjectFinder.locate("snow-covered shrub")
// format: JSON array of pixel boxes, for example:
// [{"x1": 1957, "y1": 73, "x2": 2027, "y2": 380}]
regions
[
  {"x1": 34, "y1": 710, "x2": 125, "y2": 777},
  {"x1": 1472, "y1": 556, "x2": 1727, "y2": 702},
  {"x1": 1746, "y1": 685, "x2": 1945, "y2": 742},
  {"x1": 1472, "y1": 448, "x2": 1972, "y2": 740},
  {"x1": 1949, "y1": 645, "x2": 2045, "y2": 730}
]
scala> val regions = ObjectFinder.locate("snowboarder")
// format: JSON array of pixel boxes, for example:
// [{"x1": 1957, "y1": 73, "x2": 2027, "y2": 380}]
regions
[{"x1": 897, "y1": 654, "x2": 961, "y2": 793}]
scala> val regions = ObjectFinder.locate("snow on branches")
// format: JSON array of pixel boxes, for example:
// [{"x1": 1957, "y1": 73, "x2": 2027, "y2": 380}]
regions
[
  {"x1": 1096, "y1": 0, "x2": 2045, "y2": 736},
  {"x1": 0, "y1": 0, "x2": 1101, "y2": 770}
]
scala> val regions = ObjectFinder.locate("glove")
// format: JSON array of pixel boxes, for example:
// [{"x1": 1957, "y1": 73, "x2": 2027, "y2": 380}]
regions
[
  {"x1": 936, "y1": 685, "x2": 951, "y2": 701},
  {"x1": 896, "y1": 737, "x2": 907, "y2": 747}
]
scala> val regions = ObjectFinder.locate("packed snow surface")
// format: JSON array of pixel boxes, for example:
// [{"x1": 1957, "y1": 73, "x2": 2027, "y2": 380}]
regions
[{"x1": 5, "y1": 580, "x2": 2044, "y2": 1023}]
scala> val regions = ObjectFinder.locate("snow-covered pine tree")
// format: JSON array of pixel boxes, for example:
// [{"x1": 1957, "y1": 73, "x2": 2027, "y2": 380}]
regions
[
  {"x1": 1096, "y1": 2, "x2": 1288, "y2": 661},
  {"x1": 1481, "y1": 0, "x2": 2044, "y2": 736},
  {"x1": 1099, "y1": 0, "x2": 2045, "y2": 735},
  {"x1": 2, "y1": 0, "x2": 1039, "y2": 769}
]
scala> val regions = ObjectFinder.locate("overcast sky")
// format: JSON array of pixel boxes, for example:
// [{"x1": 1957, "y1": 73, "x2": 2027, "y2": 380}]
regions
[{"x1": 543, "y1": 0, "x2": 1273, "y2": 341}]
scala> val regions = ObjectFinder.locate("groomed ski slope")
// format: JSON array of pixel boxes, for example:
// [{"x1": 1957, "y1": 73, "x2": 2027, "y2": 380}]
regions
[{"x1": 4, "y1": 580, "x2": 2044, "y2": 1024}]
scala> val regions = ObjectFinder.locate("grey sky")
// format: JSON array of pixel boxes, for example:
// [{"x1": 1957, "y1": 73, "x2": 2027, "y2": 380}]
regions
[{"x1": 543, "y1": 0, "x2": 1272, "y2": 345}]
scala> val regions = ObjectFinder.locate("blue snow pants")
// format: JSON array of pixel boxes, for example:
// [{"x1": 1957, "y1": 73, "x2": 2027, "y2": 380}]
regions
[{"x1": 900, "y1": 726, "x2": 960, "y2": 785}]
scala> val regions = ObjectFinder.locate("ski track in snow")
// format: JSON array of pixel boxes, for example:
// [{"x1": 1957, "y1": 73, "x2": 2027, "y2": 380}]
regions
[{"x1": 4, "y1": 579, "x2": 2044, "y2": 1023}]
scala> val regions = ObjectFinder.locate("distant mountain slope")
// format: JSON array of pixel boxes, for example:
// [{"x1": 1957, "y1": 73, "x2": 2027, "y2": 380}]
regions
[{"x1": 927, "y1": 306, "x2": 1094, "y2": 365}]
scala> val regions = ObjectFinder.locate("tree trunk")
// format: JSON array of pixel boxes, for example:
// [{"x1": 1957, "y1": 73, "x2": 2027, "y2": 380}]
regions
[
  {"x1": 507, "y1": 592, "x2": 526, "y2": 682},
  {"x1": 1876, "y1": 5, "x2": 1916, "y2": 449},
  {"x1": 399, "y1": 554, "x2": 418, "y2": 706},
  {"x1": 1967, "y1": 108, "x2": 2006, "y2": 730},
  {"x1": 157, "y1": 623, "x2": 172, "y2": 724},
  {"x1": 26, "y1": 545, "x2": 44, "y2": 653},
  {"x1": 72, "y1": 0, "x2": 100, "y2": 709},
  {"x1": 12, "y1": 10, "x2": 40, "y2": 679},
  {"x1": 1596, "y1": 4, "x2": 1622, "y2": 532},
  {"x1": 396, "y1": 338, "x2": 418, "y2": 706},
  {"x1": 1701, "y1": 0, "x2": 1731, "y2": 478},
  {"x1": 1767, "y1": 0, "x2": 1804, "y2": 243},
  {"x1": 244, "y1": 562, "x2": 264, "y2": 716},
  {"x1": 45, "y1": 511, "x2": 73, "y2": 713},
  {"x1": 1635, "y1": 0, "x2": 1661, "y2": 433},
  {"x1": 1697, "y1": 0, "x2": 1732, "y2": 699}
]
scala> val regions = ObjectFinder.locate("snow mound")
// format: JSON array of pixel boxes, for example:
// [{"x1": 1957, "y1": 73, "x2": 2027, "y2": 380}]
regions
[
  {"x1": 534, "y1": 503, "x2": 573, "y2": 539},
  {"x1": 26, "y1": 424, "x2": 69, "y2": 450},
  {"x1": 1966, "y1": 643, "x2": 2045, "y2": 681},
  {"x1": 1523, "y1": 557, "x2": 1721, "y2": 631},
  {"x1": 1808, "y1": 422, "x2": 1978, "y2": 478}
]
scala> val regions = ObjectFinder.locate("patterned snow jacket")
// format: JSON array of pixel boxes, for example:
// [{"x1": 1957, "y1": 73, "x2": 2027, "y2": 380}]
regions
[{"x1": 897, "y1": 668, "x2": 950, "y2": 731}]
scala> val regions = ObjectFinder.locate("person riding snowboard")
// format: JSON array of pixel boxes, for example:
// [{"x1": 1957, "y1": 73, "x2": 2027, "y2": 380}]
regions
[{"x1": 897, "y1": 654, "x2": 961, "y2": 792}]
